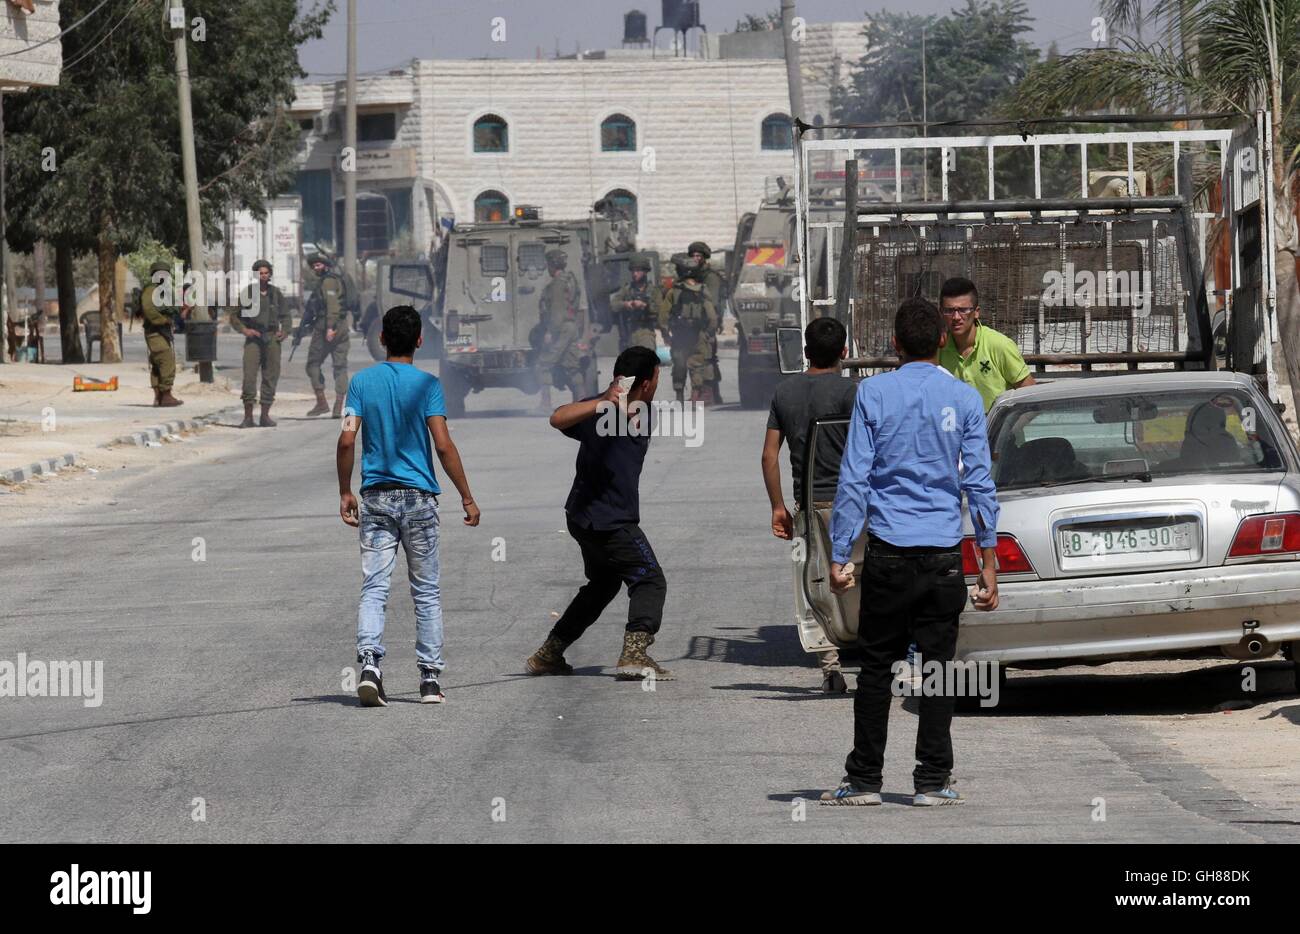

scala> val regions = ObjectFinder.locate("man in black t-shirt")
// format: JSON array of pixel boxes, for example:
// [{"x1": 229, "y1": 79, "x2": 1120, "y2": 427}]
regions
[
  {"x1": 761, "y1": 316, "x2": 857, "y2": 693},
  {"x1": 525, "y1": 346, "x2": 672, "y2": 681}
]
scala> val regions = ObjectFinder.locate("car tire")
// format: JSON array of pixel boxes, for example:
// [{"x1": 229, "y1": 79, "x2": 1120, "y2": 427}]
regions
[
  {"x1": 442, "y1": 362, "x2": 467, "y2": 419},
  {"x1": 365, "y1": 313, "x2": 383, "y2": 362}
]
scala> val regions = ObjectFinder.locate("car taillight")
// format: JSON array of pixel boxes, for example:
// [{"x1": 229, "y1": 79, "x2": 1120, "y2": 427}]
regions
[
  {"x1": 1228, "y1": 512, "x2": 1300, "y2": 557},
  {"x1": 961, "y1": 535, "x2": 1034, "y2": 575}
]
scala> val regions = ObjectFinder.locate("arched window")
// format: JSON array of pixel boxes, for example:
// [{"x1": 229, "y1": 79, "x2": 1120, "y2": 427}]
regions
[
  {"x1": 474, "y1": 190, "x2": 510, "y2": 223},
  {"x1": 761, "y1": 113, "x2": 793, "y2": 151},
  {"x1": 600, "y1": 114, "x2": 636, "y2": 152},
  {"x1": 473, "y1": 114, "x2": 509, "y2": 153},
  {"x1": 604, "y1": 189, "x2": 638, "y2": 227}
]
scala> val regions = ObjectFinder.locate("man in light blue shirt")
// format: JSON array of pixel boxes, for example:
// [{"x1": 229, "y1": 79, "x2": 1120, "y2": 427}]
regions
[
  {"x1": 336, "y1": 305, "x2": 481, "y2": 708},
  {"x1": 820, "y1": 297, "x2": 1000, "y2": 808}
]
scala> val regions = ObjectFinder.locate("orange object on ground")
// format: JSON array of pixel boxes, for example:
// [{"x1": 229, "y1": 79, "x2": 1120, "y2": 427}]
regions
[{"x1": 72, "y1": 376, "x2": 119, "y2": 392}]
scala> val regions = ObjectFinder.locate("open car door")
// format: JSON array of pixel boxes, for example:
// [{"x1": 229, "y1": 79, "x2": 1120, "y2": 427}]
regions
[{"x1": 793, "y1": 416, "x2": 866, "y2": 650}]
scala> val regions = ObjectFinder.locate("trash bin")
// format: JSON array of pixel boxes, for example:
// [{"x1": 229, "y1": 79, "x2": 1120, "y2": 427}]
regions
[{"x1": 184, "y1": 319, "x2": 218, "y2": 363}]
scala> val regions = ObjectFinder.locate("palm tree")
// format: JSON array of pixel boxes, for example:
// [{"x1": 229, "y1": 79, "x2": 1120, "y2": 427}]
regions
[{"x1": 1013, "y1": 0, "x2": 1300, "y2": 416}]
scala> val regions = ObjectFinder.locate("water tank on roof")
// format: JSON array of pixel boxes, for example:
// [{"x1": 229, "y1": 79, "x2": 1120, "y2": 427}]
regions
[
  {"x1": 624, "y1": 9, "x2": 648, "y2": 44},
  {"x1": 661, "y1": 0, "x2": 701, "y2": 31}
]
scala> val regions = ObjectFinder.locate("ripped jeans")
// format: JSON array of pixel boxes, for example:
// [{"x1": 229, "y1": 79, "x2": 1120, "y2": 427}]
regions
[{"x1": 356, "y1": 488, "x2": 444, "y2": 675}]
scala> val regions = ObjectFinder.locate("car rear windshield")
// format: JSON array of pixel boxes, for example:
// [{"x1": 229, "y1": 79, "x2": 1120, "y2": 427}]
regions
[{"x1": 989, "y1": 388, "x2": 1287, "y2": 489}]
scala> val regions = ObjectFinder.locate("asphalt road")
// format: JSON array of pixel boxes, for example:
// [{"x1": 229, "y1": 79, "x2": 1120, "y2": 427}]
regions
[{"x1": 2, "y1": 334, "x2": 1298, "y2": 842}]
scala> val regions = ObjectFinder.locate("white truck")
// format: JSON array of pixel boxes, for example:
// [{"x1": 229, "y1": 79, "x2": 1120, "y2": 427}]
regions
[{"x1": 779, "y1": 114, "x2": 1294, "y2": 686}]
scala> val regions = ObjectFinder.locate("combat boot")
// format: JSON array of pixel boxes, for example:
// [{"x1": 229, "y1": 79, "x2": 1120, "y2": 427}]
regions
[
  {"x1": 525, "y1": 634, "x2": 574, "y2": 676},
  {"x1": 240, "y1": 403, "x2": 256, "y2": 428},
  {"x1": 675, "y1": 386, "x2": 685, "y2": 404},
  {"x1": 696, "y1": 385, "x2": 715, "y2": 407},
  {"x1": 306, "y1": 388, "x2": 329, "y2": 417},
  {"x1": 615, "y1": 631, "x2": 673, "y2": 681},
  {"x1": 332, "y1": 395, "x2": 344, "y2": 419},
  {"x1": 259, "y1": 404, "x2": 276, "y2": 428},
  {"x1": 152, "y1": 389, "x2": 161, "y2": 407},
  {"x1": 157, "y1": 390, "x2": 184, "y2": 407}
]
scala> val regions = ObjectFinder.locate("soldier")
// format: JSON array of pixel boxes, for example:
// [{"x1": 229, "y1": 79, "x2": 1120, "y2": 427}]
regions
[
  {"x1": 660, "y1": 255, "x2": 719, "y2": 404},
  {"x1": 229, "y1": 259, "x2": 293, "y2": 428},
  {"x1": 534, "y1": 249, "x2": 591, "y2": 412},
  {"x1": 140, "y1": 260, "x2": 183, "y2": 407},
  {"x1": 304, "y1": 254, "x2": 350, "y2": 418},
  {"x1": 612, "y1": 257, "x2": 664, "y2": 351},
  {"x1": 689, "y1": 241, "x2": 726, "y2": 404}
]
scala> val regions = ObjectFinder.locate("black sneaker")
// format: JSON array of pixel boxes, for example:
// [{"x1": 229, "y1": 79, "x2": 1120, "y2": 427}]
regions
[
  {"x1": 419, "y1": 674, "x2": 445, "y2": 704},
  {"x1": 357, "y1": 665, "x2": 387, "y2": 707},
  {"x1": 822, "y1": 670, "x2": 848, "y2": 694}
]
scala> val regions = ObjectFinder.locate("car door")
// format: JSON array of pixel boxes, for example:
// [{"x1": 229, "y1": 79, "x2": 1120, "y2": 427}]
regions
[{"x1": 794, "y1": 416, "x2": 866, "y2": 648}]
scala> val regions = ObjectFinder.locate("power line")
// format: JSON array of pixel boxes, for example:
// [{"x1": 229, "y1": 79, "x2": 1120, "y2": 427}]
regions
[
  {"x1": 61, "y1": 0, "x2": 151, "y2": 73},
  {"x1": 0, "y1": 0, "x2": 116, "y2": 58}
]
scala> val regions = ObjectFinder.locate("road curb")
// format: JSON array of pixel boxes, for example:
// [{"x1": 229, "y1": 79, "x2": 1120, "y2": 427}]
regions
[
  {"x1": 0, "y1": 405, "x2": 243, "y2": 486},
  {"x1": 0, "y1": 453, "x2": 79, "y2": 485},
  {"x1": 104, "y1": 405, "x2": 245, "y2": 448}
]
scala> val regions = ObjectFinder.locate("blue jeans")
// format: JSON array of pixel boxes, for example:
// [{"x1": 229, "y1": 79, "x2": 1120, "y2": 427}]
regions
[{"x1": 356, "y1": 488, "x2": 443, "y2": 675}]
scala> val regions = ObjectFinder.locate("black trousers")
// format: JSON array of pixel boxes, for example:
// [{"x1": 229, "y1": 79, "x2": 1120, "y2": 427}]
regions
[
  {"x1": 551, "y1": 519, "x2": 667, "y2": 645},
  {"x1": 844, "y1": 537, "x2": 966, "y2": 794}
]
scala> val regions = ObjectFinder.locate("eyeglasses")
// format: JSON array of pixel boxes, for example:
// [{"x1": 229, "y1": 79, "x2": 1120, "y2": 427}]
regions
[{"x1": 941, "y1": 306, "x2": 977, "y2": 318}]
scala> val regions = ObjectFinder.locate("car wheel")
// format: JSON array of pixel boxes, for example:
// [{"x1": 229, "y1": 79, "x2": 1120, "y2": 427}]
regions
[
  {"x1": 365, "y1": 313, "x2": 383, "y2": 362},
  {"x1": 442, "y1": 363, "x2": 467, "y2": 419}
]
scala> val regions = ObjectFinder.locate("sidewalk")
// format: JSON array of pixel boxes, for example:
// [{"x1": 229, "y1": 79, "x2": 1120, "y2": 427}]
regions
[{"x1": 0, "y1": 360, "x2": 245, "y2": 480}]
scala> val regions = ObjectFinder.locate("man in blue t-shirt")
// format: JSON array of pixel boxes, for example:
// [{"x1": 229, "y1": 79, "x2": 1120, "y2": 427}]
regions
[{"x1": 336, "y1": 305, "x2": 481, "y2": 707}]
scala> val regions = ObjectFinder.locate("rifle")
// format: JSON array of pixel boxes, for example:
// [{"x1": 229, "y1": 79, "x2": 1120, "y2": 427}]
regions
[{"x1": 288, "y1": 301, "x2": 316, "y2": 363}]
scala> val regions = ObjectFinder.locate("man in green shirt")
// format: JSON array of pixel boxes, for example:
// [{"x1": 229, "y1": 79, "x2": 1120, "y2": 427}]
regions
[{"x1": 936, "y1": 276, "x2": 1034, "y2": 410}]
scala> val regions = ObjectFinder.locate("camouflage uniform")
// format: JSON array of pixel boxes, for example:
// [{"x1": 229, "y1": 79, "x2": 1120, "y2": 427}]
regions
[
  {"x1": 304, "y1": 258, "x2": 350, "y2": 413},
  {"x1": 535, "y1": 250, "x2": 592, "y2": 402},
  {"x1": 141, "y1": 261, "x2": 182, "y2": 406},
  {"x1": 229, "y1": 260, "x2": 293, "y2": 420},
  {"x1": 660, "y1": 260, "x2": 719, "y2": 400},
  {"x1": 612, "y1": 258, "x2": 663, "y2": 351},
  {"x1": 689, "y1": 241, "x2": 725, "y2": 403}
]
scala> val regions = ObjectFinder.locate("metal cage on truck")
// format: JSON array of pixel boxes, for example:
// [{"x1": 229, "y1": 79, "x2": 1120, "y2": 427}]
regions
[{"x1": 789, "y1": 114, "x2": 1280, "y2": 398}]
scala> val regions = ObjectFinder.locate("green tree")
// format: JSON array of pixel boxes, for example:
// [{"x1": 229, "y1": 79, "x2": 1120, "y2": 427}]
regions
[
  {"x1": 735, "y1": 10, "x2": 782, "y2": 31},
  {"x1": 1011, "y1": 0, "x2": 1300, "y2": 417},
  {"x1": 2, "y1": 0, "x2": 331, "y2": 363},
  {"x1": 834, "y1": 0, "x2": 1039, "y2": 127}
]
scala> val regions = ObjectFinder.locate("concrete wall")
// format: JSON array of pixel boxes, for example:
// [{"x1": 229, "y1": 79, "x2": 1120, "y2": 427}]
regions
[{"x1": 0, "y1": 0, "x2": 62, "y2": 88}]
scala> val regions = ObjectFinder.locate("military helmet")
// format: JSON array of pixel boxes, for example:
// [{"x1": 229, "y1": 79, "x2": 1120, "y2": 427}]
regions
[
  {"x1": 687, "y1": 241, "x2": 712, "y2": 258},
  {"x1": 545, "y1": 249, "x2": 567, "y2": 268},
  {"x1": 629, "y1": 257, "x2": 651, "y2": 272},
  {"x1": 306, "y1": 252, "x2": 331, "y2": 267},
  {"x1": 252, "y1": 259, "x2": 272, "y2": 273},
  {"x1": 149, "y1": 260, "x2": 171, "y2": 276},
  {"x1": 672, "y1": 254, "x2": 697, "y2": 280}
]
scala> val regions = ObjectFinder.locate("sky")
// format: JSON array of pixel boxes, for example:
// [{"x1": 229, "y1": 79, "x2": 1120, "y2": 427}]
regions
[{"x1": 297, "y1": 0, "x2": 1104, "y2": 78}]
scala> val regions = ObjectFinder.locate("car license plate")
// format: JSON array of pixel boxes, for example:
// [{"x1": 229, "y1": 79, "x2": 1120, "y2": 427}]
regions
[{"x1": 1060, "y1": 523, "x2": 1193, "y2": 557}]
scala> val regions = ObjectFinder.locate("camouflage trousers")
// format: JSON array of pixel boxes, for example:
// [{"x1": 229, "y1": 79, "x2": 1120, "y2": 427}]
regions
[
  {"x1": 145, "y1": 331, "x2": 176, "y2": 392},
  {"x1": 627, "y1": 327, "x2": 658, "y2": 351},
  {"x1": 241, "y1": 336, "x2": 283, "y2": 405},
  {"x1": 306, "y1": 328, "x2": 350, "y2": 396},
  {"x1": 669, "y1": 326, "x2": 715, "y2": 393}
]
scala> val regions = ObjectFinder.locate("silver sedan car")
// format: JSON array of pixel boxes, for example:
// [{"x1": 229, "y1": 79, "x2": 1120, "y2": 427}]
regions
[{"x1": 794, "y1": 371, "x2": 1300, "y2": 686}]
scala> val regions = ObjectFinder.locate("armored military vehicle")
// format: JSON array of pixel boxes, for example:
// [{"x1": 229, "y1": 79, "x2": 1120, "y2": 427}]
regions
[
  {"x1": 359, "y1": 203, "x2": 647, "y2": 417},
  {"x1": 725, "y1": 176, "x2": 844, "y2": 408}
]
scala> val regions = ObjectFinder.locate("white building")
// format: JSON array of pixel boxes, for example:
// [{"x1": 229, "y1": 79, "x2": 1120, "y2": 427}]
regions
[
  {"x1": 287, "y1": 22, "x2": 868, "y2": 257},
  {"x1": 0, "y1": 0, "x2": 61, "y2": 88}
]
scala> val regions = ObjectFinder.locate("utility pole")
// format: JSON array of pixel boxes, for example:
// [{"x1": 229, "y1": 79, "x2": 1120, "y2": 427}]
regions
[
  {"x1": 921, "y1": 24, "x2": 929, "y2": 201},
  {"x1": 170, "y1": 0, "x2": 213, "y2": 382},
  {"x1": 780, "y1": 0, "x2": 804, "y2": 130},
  {"x1": 0, "y1": 89, "x2": 8, "y2": 366},
  {"x1": 343, "y1": 0, "x2": 358, "y2": 281}
]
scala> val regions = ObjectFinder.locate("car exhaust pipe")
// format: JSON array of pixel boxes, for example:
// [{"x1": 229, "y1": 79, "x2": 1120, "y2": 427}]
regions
[{"x1": 1222, "y1": 635, "x2": 1274, "y2": 660}]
